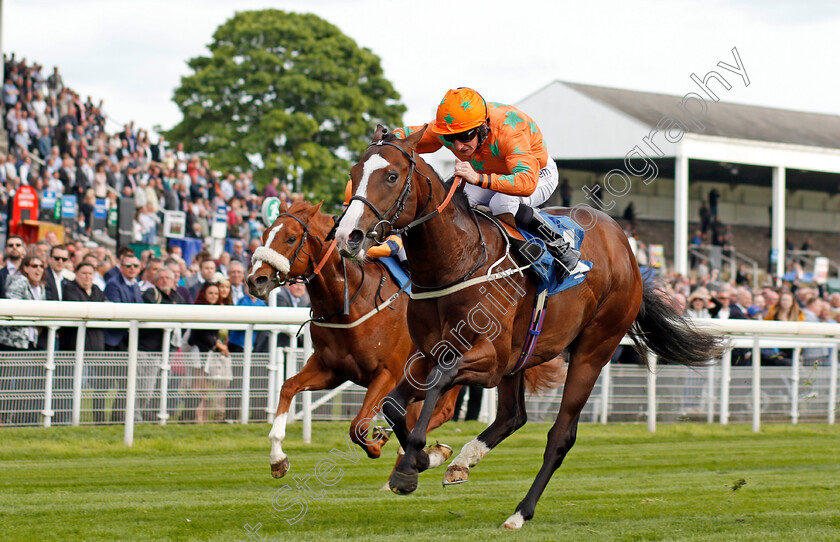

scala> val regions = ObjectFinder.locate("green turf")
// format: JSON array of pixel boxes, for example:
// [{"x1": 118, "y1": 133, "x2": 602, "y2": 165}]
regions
[{"x1": 1, "y1": 422, "x2": 838, "y2": 541}]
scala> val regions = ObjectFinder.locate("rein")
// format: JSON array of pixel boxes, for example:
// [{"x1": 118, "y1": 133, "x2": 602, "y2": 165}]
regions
[
  {"x1": 269, "y1": 213, "x2": 335, "y2": 286},
  {"x1": 408, "y1": 210, "x2": 531, "y2": 300}
]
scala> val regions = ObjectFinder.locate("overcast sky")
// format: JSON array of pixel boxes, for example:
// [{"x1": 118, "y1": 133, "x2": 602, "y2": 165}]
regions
[{"x1": 6, "y1": 0, "x2": 840, "y2": 136}]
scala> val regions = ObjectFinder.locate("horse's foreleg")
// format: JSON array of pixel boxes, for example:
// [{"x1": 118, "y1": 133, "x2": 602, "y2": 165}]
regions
[
  {"x1": 348, "y1": 369, "x2": 398, "y2": 459},
  {"x1": 270, "y1": 355, "x2": 338, "y2": 478},
  {"x1": 389, "y1": 367, "x2": 455, "y2": 495},
  {"x1": 444, "y1": 372, "x2": 526, "y2": 486},
  {"x1": 381, "y1": 384, "x2": 458, "y2": 491},
  {"x1": 384, "y1": 350, "x2": 432, "y2": 451},
  {"x1": 502, "y1": 334, "x2": 619, "y2": 530}
]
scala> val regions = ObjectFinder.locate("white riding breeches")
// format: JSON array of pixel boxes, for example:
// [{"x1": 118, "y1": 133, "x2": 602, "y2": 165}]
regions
[{"x1": 463, "y1": 158, "x2": 558, "y2": 216}]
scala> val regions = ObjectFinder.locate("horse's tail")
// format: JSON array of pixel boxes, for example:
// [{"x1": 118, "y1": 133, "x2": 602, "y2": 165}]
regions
[
  {"x1": 524, "y1": 354, "x2": 567, "y2": 394},
  {"x1": 629, "y1": 280, "x2": 727, "y2": 368}
]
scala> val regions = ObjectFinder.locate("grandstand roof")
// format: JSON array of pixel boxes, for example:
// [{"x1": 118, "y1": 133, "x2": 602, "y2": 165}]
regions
[{"x1": 562, "y1": 81, "x2": 840, "y2": 151}]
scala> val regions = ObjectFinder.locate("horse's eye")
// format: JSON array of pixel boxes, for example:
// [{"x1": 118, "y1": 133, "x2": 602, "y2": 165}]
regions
[
  {"x1": 387, "y1": 173, "x2": 398, "y2": 183},
  {"x1": 287, "y1": 236, "x2": 296, "y2": 244}
]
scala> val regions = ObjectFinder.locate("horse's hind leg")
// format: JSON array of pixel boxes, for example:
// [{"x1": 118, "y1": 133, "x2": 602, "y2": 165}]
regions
[
  {"x1": 501, "y1": 335, "x2": 620, "y2": 530},
  {"x1": 422, "y1": 385, "x2": 459, "y2": 433},
  {"x1": 444, "y1": 371, "x2": 527, "y2": 485},
  {"x1": 270, "y1": 355, "x2": 338, "y2": 478},
  {"x1": 348, "y1": 369, "x2": 399, "y2": 459}
]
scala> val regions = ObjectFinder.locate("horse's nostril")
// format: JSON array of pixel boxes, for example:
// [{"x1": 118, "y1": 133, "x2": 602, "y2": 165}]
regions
[
  {"x1": 248, "y1": 275, "x2": 268, "y2": 291},
  {"x1": 348, "y1": 229, "x2": 363, "y2": 249}
]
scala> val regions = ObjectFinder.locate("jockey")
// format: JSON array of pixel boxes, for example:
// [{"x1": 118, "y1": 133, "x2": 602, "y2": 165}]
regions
[{"x1": 393, "y1": 87, "x2": 581, "y2": 280}]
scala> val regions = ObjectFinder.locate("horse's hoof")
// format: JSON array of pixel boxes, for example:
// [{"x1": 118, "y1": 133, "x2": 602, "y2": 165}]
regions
[
  {"x1": 442, "y1": 464, "x2": 469, "y2": 486},
  {"x1": 389, "y1": 471, "x2": 418, "y2": 495},
  {"x1": 379, "y1": 480, "x2": 391, "y2": 491},
  {"x1": 370, "y1": 426, "x2": 392, "y2": 446},
  {"x1": 426, "y1": 442, "x2": 452, "y2": 459},
  {"x1": 271, "y1": 457, "x2": 290, "y2": 478},
  {"x1": 501, "y1": 512, "x2": 526, "y2": 530},
  {"x1": 424, "y1": 443, "x2": 453, "y2": 469}
]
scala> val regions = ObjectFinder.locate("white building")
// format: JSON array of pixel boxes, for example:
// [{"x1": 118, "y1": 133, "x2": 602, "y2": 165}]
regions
[{"x1": 517, "y1": 81, "x2": 840, "y2": 276}]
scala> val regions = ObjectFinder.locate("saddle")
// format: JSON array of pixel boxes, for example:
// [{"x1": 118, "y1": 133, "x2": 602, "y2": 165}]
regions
[{"x1": 475, "y1": 207, "x2": 592, "y2": 296}]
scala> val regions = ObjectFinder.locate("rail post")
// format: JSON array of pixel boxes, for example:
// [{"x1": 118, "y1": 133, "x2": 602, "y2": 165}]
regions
[
  {"x1": 124, "y1": 320, "x2": 139, "y2": 446},
  {"x1": 71, "y1": 323, "x2": 86, "y2": 426},
  {"x1": 157, "y1": 328, "x2": 172, "y2": 426},
  {"x1": 42, "y1": 326, "x2": 58, "y2": 428},
  {"x1": 752, "y1": 334, "x2": 761, "y2": 433},
  {"x1": 240, "y1": 325, "x2": 254, "y2": 424},
  {"x1": 647, "y1": 353, "x2": 657, "y2": 433}
]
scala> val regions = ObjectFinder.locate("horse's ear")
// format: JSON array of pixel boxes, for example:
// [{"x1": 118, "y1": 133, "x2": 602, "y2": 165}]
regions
[
  {"x1": 401, "y1": 124, "x2": 428, "y2": 153},
  {"x1": 372, "y1": 124, "x2": 388, "y2": 143},
  {"x1": 278, "y1": 199, "x2": 289, "y2": 212},
  {"x1": 308, "y1": 200, "x2": 324, "y2": 218}
]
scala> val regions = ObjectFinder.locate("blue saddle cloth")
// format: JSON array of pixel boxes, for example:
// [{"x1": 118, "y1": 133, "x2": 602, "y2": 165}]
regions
[
  {"x1": 379, "y1": 256, "x2": 411, "y2": 294},
  {"x1": 517, "y1": 213, "x2": 593, "y2": 296}
]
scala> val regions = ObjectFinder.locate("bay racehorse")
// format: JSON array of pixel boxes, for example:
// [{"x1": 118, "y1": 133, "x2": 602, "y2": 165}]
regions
[
  {"x1": 333, "y1": 125, "x2": 726, "y2": 529},
  {"x1": 247, "y1": 199, "x2": 461, "y2": 480}
]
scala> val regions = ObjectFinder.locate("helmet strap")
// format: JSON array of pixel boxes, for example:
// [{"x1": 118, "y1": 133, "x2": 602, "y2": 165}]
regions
[{"x1": 476, "y1": 121, "x2": 489, "y2": 149}]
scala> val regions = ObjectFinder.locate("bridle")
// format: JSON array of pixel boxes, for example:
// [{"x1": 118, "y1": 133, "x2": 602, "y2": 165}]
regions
[
  {"x1": 345, "y1": 138, "x2": 428, "y2": 243},
  {"x1": 267, "y1": 212, "x2": 336, "y2": 286},
  {"x1": 343, "y1": 136, "x2": 462, "y2": 244},
  {"x1": 342, "y1": 135, "x2": 489, "y2": 294}
]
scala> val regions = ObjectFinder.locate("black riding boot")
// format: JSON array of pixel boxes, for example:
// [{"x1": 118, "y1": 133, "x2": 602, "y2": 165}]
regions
[{"x1": 515, "y1": 204, "x2": 581, "y2": 281}]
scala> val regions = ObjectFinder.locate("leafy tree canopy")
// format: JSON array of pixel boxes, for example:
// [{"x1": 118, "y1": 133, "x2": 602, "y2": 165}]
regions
[{"x1": 166, "y1": 10, "x2": 405, "y2": 207}]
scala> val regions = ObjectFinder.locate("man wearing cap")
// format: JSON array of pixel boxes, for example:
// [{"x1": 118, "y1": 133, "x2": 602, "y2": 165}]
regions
[{"x1": 394, "y1": 87, "x2": 583, "y2": 280}]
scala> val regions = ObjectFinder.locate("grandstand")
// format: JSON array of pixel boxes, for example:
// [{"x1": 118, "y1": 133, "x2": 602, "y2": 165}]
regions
[{"x1": 518, "y1": 81, "x2": 840, "y2": 281}]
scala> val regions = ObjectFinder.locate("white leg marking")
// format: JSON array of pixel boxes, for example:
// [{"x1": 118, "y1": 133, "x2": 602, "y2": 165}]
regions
[
  {"x1": 426, "y1": 445, "x2": 451, "y2": 469},
  {"x1": 449, "y1": 439, "x2": 491, "y2": 468},
  {"x1": 269, "y1": 413, "x2": 288, "y2": 463},
  {"x1": 335, "y1": 154, "x2": 390, "y2": 244},
  {"x1": 502, "y1": 511, "x2": 526, "y2": 530}
]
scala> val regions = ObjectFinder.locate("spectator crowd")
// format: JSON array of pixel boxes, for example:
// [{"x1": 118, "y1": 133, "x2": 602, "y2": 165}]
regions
[
  {"x1": 0, "y1": 234, "x2": 310, "y2": 425},
  {"x1": 0, "y1": 53, "x2": 301, "y2": 251}
]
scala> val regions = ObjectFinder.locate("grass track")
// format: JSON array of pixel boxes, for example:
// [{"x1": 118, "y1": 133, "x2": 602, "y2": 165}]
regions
[{"x1": 1, "y1": 422, "x2": 838, "y2": 541}]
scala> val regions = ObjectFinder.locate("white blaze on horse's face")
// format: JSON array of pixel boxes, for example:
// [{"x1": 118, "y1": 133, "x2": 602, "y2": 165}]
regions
[
  {"x1": 247, "y1": 222, "x2": 291, "y2": 283},
  {"x1": 335, "y1": 154, "x2": 390, "y2": 258}
]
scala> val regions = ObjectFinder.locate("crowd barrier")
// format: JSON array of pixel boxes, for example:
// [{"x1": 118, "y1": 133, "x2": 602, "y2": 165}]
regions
[{"x1": 0, "y1": 301, "x2": 838, "y2": 445}]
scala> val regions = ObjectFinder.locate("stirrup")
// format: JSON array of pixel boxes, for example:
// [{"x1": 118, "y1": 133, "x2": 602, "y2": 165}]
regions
[{"x1": 552, "y1": 246, "x2": 581, "y2": 278}]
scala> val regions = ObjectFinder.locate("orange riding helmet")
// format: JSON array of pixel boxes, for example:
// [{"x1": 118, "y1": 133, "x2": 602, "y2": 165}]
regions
[{"x1": 430, "y1": 87, "x2": 488, "y2": 135}]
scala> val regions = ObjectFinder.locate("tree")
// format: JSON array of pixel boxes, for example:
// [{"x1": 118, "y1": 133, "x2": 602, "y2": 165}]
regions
[{"x1": 166, "y1": 10, "x2": 405, "y2": 207}]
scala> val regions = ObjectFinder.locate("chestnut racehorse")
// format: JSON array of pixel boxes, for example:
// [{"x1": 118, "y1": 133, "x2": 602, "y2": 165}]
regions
[
  {"x1": 247, "y1": 200, "x2": 461, "y2": 480},
  {"x1": 334, "y1": 126, "x2": 726, "y2": 529}
]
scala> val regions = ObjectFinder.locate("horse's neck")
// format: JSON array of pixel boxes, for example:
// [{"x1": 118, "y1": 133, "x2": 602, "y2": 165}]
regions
[
  {"x1": 403, "y1": 171, "x2": 485, "y2": 286},
  {"x1": 304, "y1": 236, "x2": 365, "y2": 318}
]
